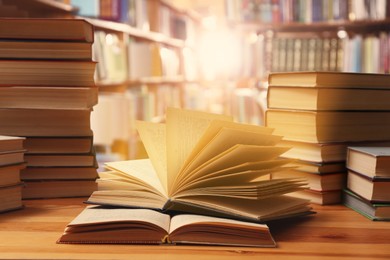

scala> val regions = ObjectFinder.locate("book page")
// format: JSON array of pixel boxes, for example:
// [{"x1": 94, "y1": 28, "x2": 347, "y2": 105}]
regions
[
  {"x1": 172, "y1": 145, "x2": 289, "y2": 195},
  {"x1": 176, "y1": 128, "x2": 282, "y2": 188},
  {"x1": 166, "y1": 108, "x2": 232, "y2": 195},
  {"x1": 169, "y1": 214, "x2": 268, "y2": 234},
  {"x1": 135, "y1": 121, "x2": 168, "y2": 193},
  {"x1": 68, "y1": 206, "x2": 171, "y2": 233},
  {"x1": 178, "y1": 120, "x2": 274, "y2": 175},
  {"x1": 105, "y1": 159, "x2": 167, "y2": 197}
]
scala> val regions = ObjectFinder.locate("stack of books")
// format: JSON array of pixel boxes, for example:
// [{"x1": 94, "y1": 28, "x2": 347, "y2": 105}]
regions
[
  {"x1": 57, "y1": 107, "x2": 314, "y2": 247},
  {"x1": 266, "y1": 71, "x2": 390, "y2": 205},
  {"x1": 344, "y1": 147, "x2": 390, "y2": 221},
  {"x1": 0, "y1": 136, "x2": 25, "y2": 213},
  {"x1": 0, "y1": 18, "x2": 99, "y2": 199}
]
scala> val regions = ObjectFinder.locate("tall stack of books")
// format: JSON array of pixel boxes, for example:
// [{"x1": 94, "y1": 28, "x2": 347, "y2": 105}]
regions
[
  {"x1": 344, "y1": 146, "x2": 390, "y2": 221},
  {"x1": 266, "y1": 71, "x2": 390, "y2": 205},
  {"x1": 0, "y1": 136, "x2": 25, "y2": 212},
  {"x1": 0, "y1": 18, "x2": 99, "y2": 199}
]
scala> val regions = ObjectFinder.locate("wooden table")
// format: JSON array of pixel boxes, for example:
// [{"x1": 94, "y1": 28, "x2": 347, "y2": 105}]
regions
[{"x1": 0, "y1": 198, "x2": 389, "y2": 259}]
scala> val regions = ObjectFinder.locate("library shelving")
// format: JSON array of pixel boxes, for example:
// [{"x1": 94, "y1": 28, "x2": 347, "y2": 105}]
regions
[{"x1": 223, "y1": 0, "x2": 390, "y2": 123}]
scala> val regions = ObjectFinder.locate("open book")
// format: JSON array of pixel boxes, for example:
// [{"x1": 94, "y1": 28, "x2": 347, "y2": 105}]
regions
[
  {"x1": 87, "y1": 108, "x2": 313, "y2": 222},
  {"x1": 57, "y1": 206, "x2": 276, "y2": 247}
]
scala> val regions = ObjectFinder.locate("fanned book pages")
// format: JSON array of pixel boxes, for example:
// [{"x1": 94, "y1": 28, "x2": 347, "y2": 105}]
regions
[
  {"x1": 87, "y1": 108, "x2": 313, "y2": 223},
  {"x1": 58, "y1": 206, "x2": 276, "y2": 247}
]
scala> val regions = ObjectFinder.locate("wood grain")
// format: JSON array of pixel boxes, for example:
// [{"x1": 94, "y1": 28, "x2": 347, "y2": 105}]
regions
[{"x1": 0, "y1": 198, "x2": 389, "y2": 259}]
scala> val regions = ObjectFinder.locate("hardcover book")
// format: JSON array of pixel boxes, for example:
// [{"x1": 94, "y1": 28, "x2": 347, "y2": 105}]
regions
[{"x1": 57, "y1": 206, "x2": 276, "y2": 247}]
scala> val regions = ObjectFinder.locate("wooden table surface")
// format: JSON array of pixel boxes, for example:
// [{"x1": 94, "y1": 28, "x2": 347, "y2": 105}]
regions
[{"x1": 0, "y1": 198, "x2": 389, "y2": 260}]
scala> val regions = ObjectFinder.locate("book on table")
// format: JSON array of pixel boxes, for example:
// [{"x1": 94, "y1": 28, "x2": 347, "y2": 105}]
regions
[
  {"x1": 87, "y1": 108, "x2": 313, "y2": 223},
  {"x1": 343, "y1": 189, "x2": 390, "y2": 221},
  {"x1": 57, "y1": 206, "x2": 276, "y2": 247}
]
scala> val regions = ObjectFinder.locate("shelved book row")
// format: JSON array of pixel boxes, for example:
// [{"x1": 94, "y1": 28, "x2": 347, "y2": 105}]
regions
[
  {"x1": 266, "y1": 71, "x2": 390, "y2": 205},
  {"x1": 93, "y1": 31, "x2": 191, "y2": 85},
  {"x1": 226, "y1": 0, "x2": 389, "y2": 23},
  {"x1": 0, "y1": 18, "x2": 99, "y2": 199},
  {"x1": 71, "y1": 0, "x2": 196, "y2": 42},
  {"x1": 243, "y1": 31, "x2": 390, "y2": 80}
]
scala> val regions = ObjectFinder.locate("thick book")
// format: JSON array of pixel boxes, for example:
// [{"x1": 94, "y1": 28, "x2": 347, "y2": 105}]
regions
[
  {"x1": 24, "y1": 136, "x2": 93, "y2": 154},
  {"x1": 347, "y1": 146, "x2": 390, "y2": 178},
  {"x1": 343, "y1": 189, "x2": 390, "y2": 221},
  {"x1": 287, "y1": 160, "x2": 346, "y2": 174},
  {"x1": 20, "y1": 166, "x2": 98, "y2": 181},
  {"x1": 0, "y1": 60, "x2": 96, "y2": 87},
  {"x1": 272, "y1": 169, "x2": 345, "y2": 192},
  {"x1": 24, "y1": 153, "x2": 96, "y2": 167},
  {"x1": 57, "y1": 206, "x2": 276, "y2": 247},
  {"x1": 265, "y1": 109, "x2": 390, "y2": 143},
  {"x1": 0, "y1": 18, "x2": 94, "y2": 43},
  {"x1": 0, "y1": 151, "x2": 25, "y2": 167},
  {"x1": 0, "y1": 86, "x2": 98, "y2": 110},
  {"x1": 0, "y1": 135, "x2": 24, "y2": 153},
  {"x1": 0, "y1": 108, "x2": 92, "y2": 137},
  {"x1": 279, "y1": 140, "x2": 390, "y2": 163},
  {"x1": 268, "y1": 71, "x2": 390, "y2": 89},
  {"x1": 22, "y1": 180, "x2": 97, "y2": 199},
  {"x1": 0, "y1": 163, "x2": 25, "y2": 187},
  {"x1": 0, "y1": 185, "x2": 23, "y2": 213},
  {"x1": 347, "y1": 170, "x2": 390, "y2": 202},
  {"x1": 0, "y1": 40, "x2": 92, "y2": 60},
  {"x1": 267, "y1": 86, "x2": 390, "y2": 111},
  {"x1": 287, "y1": 189, "x2": 342, "y2": 205},
  {"x1": 87, "y1": 108, "x2": 313, "y2": 223}
]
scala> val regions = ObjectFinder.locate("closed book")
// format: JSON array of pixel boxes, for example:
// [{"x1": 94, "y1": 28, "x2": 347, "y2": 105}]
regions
[
  {"x1": 24, "y1": 136, "x2": 93, "y2": 154},
  {"x1": 0, "y1": 163, "x2": 25, "y2": 187},
  {"x1": 279, "y1": 140, "x2": 390, "y2": 163},
  {"x1": 0, "y1": 18, "x2": 94, "y2": 42},
  {"x1": 272, "y1": 169, "x2": 346, "y2": 192},
  {"x1": 268, "y1": 71, "x2": 390, "y2": 89},
  {"x1": 267, "y1": 86, "x2": 390, "y2": 111},
  {"x1": 22, "y1": 180, "x2": 97, "y2": 199},
  {"x1": 0, "y1": 185, "x2": 23, "y2": 213},
  {"x1": 343, "y1": 189, "x2": 390, "y2": 221},
  {"x1": 20, "y1": 166, "x2": 98, "y2": 181},
  {"x1": 0, "y1": 108, "x2": 92, "y2": 137},
  {"x1": 0, "y1": 86, "x2": 98, "y2": 110},
  {"x1": 0, "y1": 135, "x2": 24, "y2": 153},
  {"x1": 265, "y1": 109, "x2": 390, "y2": 143},
  {"x1": 347, "y1": 170, "x2": 390, "y2": 202},
  {"x1": 347, "y1": 146, "x2": 390, "y2": 178},
  {"x1": 0, "y1": 40, "x2": 92, "y2": 60},
  {"x1": 0, "y1": 60, "x2": 96, "y2": 87}
]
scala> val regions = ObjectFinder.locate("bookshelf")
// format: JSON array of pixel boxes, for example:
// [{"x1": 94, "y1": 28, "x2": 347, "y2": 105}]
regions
[
  {"x1": 223, "y1": 0, "x2": 390, "y2": 124},
  {"x1": 70, "y1": 0, "x2": 204, "y2": 162}
]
